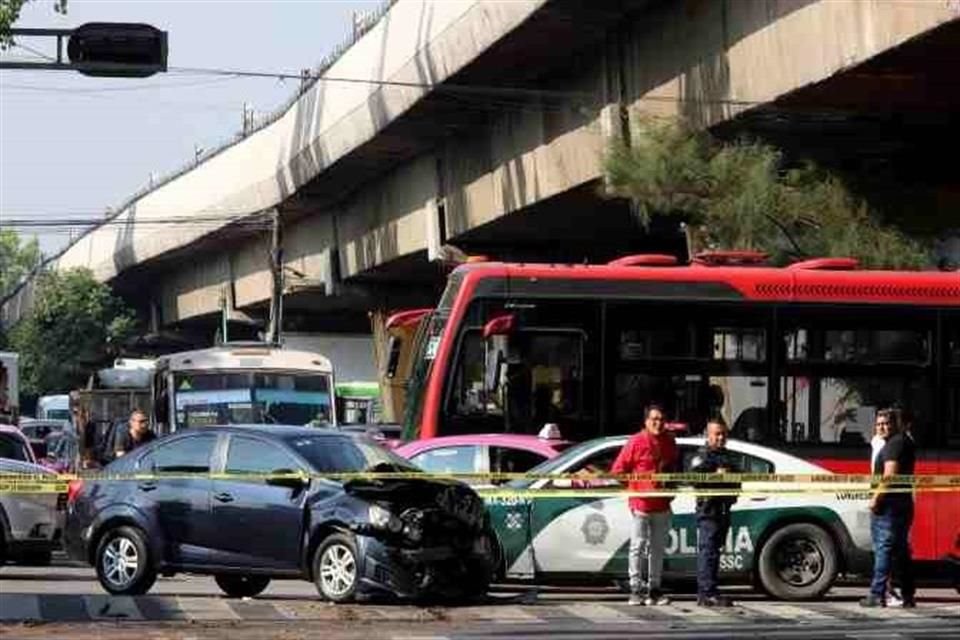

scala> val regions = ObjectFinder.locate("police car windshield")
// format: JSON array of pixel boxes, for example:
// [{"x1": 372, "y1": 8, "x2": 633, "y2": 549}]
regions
[{"x1": 505, "y1": 438, "x2": 620, "y2": 489}]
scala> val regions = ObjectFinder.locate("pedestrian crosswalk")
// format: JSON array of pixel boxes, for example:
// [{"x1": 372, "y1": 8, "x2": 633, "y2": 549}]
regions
[{"x1": 0, "y1": 594, "x2": 957, "y2": 625}]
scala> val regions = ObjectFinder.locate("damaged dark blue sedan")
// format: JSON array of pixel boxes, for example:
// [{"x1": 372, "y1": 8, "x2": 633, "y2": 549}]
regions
[{"x1": 64, "y1": 426, "x2": 496, "y2": 601}]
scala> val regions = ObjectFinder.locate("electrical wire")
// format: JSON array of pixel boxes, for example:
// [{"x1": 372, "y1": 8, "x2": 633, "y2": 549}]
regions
[{"x1": 0, "y1": 75, "x2": 246, "y2": 94}]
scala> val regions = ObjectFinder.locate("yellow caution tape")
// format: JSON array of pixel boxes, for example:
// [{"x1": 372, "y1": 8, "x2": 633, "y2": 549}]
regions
[{"x1": 0, "y1": 470, "x2": 957, "y2": 496}]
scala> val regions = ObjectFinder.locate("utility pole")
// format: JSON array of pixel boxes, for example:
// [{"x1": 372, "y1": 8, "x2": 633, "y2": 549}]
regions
[{"x1": 266, "y1": 209, "x2": 283, "y2": 345}]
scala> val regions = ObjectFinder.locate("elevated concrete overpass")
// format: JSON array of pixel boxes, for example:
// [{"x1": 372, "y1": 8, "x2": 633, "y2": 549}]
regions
[{"x1": 5, "y1": 0, "x2": 959, "y2": 344}]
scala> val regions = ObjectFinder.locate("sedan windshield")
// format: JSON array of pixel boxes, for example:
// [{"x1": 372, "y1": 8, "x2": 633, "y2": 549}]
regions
[{"x1": 285, "y1": 435, "x2": 420, "y2": 475}]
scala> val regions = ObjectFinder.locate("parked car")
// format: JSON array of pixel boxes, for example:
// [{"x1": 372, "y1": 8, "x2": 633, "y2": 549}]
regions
[
  {"x1": 65, "y1": 425, "x2": 496, "y2": 601},
  {"x1": 42, "y1": 429, "x2": 80, "y2": 474},
  {"x1": 0, "y1": 457, "x2": 66, "y2": 566},
  {"x1": 395, "y1": 433, "x2": 573, "y2": 486},
  {"x1": 484, "y1": 435, "x2": 873, "y2": 601},
  {"x1": 0, "y1": 424, "x2": 36, "y2": 464},
  {"x1": 18, "y1": 418, "x2": 68, "y2": 460}
]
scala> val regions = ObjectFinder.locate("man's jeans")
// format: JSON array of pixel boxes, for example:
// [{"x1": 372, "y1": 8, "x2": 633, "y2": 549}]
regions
[
  {"x1": 870, "y1": 506, "x2": 915, "y2": 600},
  {"x1": 629, "y1": 510, "x2": 671, "y2": 594}
]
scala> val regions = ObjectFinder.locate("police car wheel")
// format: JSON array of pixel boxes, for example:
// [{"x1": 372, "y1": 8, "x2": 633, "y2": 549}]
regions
[{"x1": 757, "y1": 523, "x2": 837, "y2": 601}]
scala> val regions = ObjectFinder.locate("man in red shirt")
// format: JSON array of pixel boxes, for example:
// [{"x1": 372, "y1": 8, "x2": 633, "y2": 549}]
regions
[{"x1": 611, "y1": 404, "x2": 679, "y2": 605}]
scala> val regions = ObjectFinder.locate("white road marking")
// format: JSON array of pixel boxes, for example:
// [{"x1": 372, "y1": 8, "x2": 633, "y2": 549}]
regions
[
  {"x1": 652, "y1": 602, "x2": 735, "y2": 621},
  {"x1": 480, "y1": 605, "x2": 544, "y2": 624},
  {"x1": 0, "y1": 594, "x2": 41, "y2": 621},
  {"x1": 83, "y1": 595, "x2": 144, "y2": 620},
  {"x1": 175, "y1": 596, "x2": 241, "y2": 620},
  {"x1": 739, "y1": 601, "x2": 838, "y2": 621},
  {"x1": 562, "y1": 603, "x2": 635, "y2": 623},
  {"x1": 831, "y1": 602, "x2": 926, "y2": 619},
  {"x1": 271, "y1": 602, "x2": 301, "y2": 619}
]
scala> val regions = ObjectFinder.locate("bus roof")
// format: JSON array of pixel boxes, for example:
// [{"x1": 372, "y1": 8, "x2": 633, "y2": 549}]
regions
[
  {"x1": 156, "y1": 344, "x2": 333, "y2": 373},
  {"x1": 450, "y1": 258, "x2": 960, "y2": 307}
]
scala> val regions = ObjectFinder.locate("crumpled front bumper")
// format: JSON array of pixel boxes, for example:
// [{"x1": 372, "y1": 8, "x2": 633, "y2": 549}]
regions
[{"x1": 354, "y1": 533, "x2": 494, "y2": 600}]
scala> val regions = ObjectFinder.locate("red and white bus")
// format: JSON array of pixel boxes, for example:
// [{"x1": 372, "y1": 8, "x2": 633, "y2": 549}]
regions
[{"x1": 394, "y1": 252, "x2": 960, "y2": 566}]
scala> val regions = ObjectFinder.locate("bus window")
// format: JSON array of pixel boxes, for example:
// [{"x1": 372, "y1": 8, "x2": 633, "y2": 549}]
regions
[
  {"x1": 779, "y1": 375, "x2": 934, "y2": 446},
  {"x1": 948, "y1": 382, "x2": 960, "y2": 445},
  {"x1": 786, "y1": 328, "x2": 930, "y2": 364},
  {"x1": 448, "y1": 330, "x2": 585, "y2": 436},
  {"x1": 948, "y1": 320, "x2": 960, "y2": 444},
  {"x1": 609, "y1": 304, "x2": 769, "y2": 436}
]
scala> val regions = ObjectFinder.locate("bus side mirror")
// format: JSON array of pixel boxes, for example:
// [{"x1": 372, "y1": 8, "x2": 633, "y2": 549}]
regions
[
  {"x1": 385, "y1": 335, "x2": 402, "y2": 379},
  {"x1": 482, "y1": 314, "x2": 515, "y2": 338}
]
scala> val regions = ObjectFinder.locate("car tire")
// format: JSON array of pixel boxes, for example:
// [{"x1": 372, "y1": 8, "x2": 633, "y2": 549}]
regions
[
  {"x1": 215, "y1": 574, "x2": 271, "y2": 598},
  {"x1": 757, "y1": 522, "x2": 838, "y2": 601},
  {"x1": 94, "y1": 525, "x2": 157, "y2": 596},
  {"x1": 314, "y1": 532, "x2": 360, "y2": 603}
]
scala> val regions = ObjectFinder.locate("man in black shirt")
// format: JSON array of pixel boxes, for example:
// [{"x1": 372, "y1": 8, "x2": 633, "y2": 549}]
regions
[
  {"x1": 861, "y1": 409, "x2": 916, "y2": 608},
  {"x1": 108, "y1": 409, "x2": 156, "y2": 463}
]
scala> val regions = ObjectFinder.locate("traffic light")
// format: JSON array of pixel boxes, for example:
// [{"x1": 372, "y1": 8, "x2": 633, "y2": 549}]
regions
[{"x1": 67, "y1": 22, "x2": 167, "y2": 78}]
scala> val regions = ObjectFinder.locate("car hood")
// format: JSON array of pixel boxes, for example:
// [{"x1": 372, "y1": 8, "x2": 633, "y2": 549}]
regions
[
  {"x1": 0, "y1": 458, "x2": 55, "y2": 476},
  {"x1": 344, "y1": 476, "x2": 485, "y2": 529}
]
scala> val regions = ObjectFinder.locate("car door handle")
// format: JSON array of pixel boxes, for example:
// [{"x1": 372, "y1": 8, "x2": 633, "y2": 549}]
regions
[
  {"x1": 750, "y1": 496, "x2": 768, "y2": 502},
  {"x1": 214, "y1": 492, "x2": 234, "y2": 503},
  {"x1": 138, "y1": 481, "x2": 157, "y2": 492}
]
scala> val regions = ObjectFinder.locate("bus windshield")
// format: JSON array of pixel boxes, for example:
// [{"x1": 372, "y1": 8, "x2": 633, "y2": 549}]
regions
[{"x1": 174, "y1": 371, "x2": 332, "y2": 428}]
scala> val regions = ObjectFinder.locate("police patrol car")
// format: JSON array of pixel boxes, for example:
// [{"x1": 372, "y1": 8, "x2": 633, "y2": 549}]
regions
[{"x1": 484, "y1": 436, "x2": 873, "y2": 600}]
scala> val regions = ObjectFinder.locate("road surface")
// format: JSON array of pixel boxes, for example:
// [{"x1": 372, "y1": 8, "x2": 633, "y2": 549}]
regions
[{"x1": 1, "y1": 564, "x2": 956, "y2": 639}]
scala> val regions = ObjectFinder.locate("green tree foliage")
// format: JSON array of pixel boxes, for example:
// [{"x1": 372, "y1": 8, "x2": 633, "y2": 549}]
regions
[
  {"x1": 0, "y1": 0, "x2": 67, "y2": 49},
  {"x1": 9, "y1": 268, "x2": 136, "y2": 395},
  {"x1": 604, "y1": 117, "x2": 930, "y2": 268},
  {"x1": 0, "y1": 229, "x2": 41, "y2": 296}
]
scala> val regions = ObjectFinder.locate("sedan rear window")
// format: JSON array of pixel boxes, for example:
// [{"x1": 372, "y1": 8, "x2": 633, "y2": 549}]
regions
[{"x1": 286, "y1": 436, "x2": 420, "y2": 475}]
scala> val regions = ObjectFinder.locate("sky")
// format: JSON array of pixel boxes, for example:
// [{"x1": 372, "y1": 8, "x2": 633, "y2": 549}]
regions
[{"x1": 0, "y1": 0, "x2": 381, "y2": 255}]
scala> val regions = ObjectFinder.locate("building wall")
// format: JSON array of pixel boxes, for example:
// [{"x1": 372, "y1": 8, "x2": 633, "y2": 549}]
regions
[{"x1": 283, "y1": 332, "x2": 377, "y2": 383}]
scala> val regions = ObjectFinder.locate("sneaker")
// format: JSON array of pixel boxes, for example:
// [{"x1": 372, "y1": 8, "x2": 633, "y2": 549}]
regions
[
  {"x1": 627, "y1": 593, "x2": 645, "y2": 606},
  {"x1": 644, "y1": 590, "x2": 671, "y2": 606},
  {"x1": 698, "y1": 595, "x2": 734, "y2": 608},
  {"x1": 886, "y1": 592, "x2": 904, "y2": 608},
  {"x1": 860, "y1": 595, "x2": 886, "y2": 608}
]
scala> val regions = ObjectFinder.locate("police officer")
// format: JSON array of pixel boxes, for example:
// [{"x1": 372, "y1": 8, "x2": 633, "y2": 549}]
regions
[{"x1": 689, "y1": 417, "x2": 739, "y2": 607}]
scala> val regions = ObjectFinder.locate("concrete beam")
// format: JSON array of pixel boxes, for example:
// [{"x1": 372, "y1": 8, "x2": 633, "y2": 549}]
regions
[
  {"x1": 625, "y1": 0, "x2": 960, "y2": 126},
  {"x1": 52, "y1": 0, "x2": 547, "y2": 284}
]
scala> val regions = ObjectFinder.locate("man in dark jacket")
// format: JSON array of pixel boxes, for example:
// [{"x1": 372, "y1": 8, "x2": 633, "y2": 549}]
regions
[
  {"x1": 102, "y1": 409, "x2": 155, "y2": 465},
  {"x1": 689, "y1": 417, "x2": 739, "y2": 607}
]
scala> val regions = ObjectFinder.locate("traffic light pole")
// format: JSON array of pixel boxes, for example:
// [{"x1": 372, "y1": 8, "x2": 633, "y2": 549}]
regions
[{"x1": 0, "y1": 28, "x2": 73, "y2": 71}]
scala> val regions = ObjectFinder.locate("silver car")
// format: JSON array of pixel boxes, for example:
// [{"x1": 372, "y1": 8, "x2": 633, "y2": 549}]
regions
[{"x1": 1, "y1": 429, "x2": 65, "y2": 566}]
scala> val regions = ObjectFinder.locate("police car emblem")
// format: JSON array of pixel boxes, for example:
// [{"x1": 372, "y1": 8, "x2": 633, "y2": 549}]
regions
[
  {"x1": 505, "y1": 511, "x2": 524, "y2": 530},
  {"x1": 581, "y1": 513, "x2": 609, "y2": 545}
]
